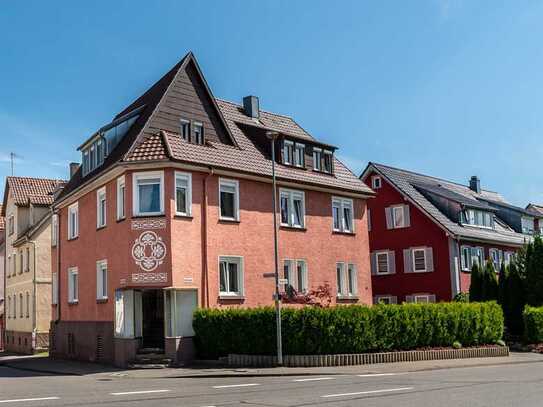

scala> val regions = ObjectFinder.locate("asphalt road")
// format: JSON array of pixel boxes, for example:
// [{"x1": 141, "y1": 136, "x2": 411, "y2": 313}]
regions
[{"x1": 0, "y1": 361, "x2": 542, "y2": 406}]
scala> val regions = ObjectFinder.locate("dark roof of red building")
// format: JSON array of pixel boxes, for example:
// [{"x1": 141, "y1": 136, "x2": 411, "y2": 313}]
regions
[{"x1": 56, "y1": 52, "x2": 373, "y2": 202}]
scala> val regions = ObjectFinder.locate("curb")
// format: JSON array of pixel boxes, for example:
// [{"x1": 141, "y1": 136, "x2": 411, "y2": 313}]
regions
[
  {"x1": 227, "y1": 346, "x2": 509, "y2": 368},
  {"x1": 1, "y1": 362, "x2": 82, "y2": 376}
]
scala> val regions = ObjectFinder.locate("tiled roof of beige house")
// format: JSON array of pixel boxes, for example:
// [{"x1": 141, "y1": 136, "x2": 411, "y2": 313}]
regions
[
  {"x1": 2, "y1": 176, "x2": 66, "y2": 215},
  {"x1": 57, "y1": 52, "x2": 373, "y2": 202}
]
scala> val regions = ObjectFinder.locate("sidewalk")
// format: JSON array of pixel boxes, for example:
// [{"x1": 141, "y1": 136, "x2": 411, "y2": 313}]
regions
[{"x1": 1, "y1": 351, "x2": 542, "y2": 378}]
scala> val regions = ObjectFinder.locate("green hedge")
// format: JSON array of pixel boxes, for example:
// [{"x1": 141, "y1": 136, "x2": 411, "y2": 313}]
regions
[
  {"x1": 523, "y1": 306, "x2": 543, "y2": 343},
  {"x1": 193, "y1": 302, "x2": 504, "y2": 359}
]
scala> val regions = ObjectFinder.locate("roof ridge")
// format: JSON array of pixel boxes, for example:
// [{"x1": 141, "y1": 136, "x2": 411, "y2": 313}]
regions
[
  {"x1": 7, "y1": 175, "x2": 66, "y2": 183},
  {"x1": 215, "y1": 98, "x2": 296, "y2": 120},
  {"x1": 370, "y1": 162, "x2": 499, "y2": 195}
]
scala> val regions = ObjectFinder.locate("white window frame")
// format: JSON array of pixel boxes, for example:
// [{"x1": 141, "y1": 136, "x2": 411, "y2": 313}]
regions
[
  {"x1": 96, "y1": 186, "x2": 107, "y2": 228},
  {"x1": 218, "y1": 256, "x2": 244, "y2": 297},
  {"x1": 96, "y1": 260, "x2": 108, "y2": 300},
  {"x1": 68, "y1": 267, "x2": 79, "y2": 304},
  {"x1": 374, "y1": 295, "x2": 395, "y2": 305},
  {"x1": 413, "y1": 294, "x2": 431, "y2": 303},
  {"x1": 371, "y1": 176, "x2": 382, "y2": 189},
  {"x1": 51, "y1": 214, "x2": 58, "y2": 246},
  {"x1": 116, "y1": 176, "x2": 125, "y2": 220},
  {"x1": 392, "y1": 205, "x2": 406, "y2": 228},
  {"x1": 283, "y1": 259, "x2": 308, "y2": 293},
  {"x1": 219, "y1": 178, "x2": 240, "y2": 221},
  {"x1": 460, "y1": 245, "x2": 471, "y2": 271},
  {"x1": 180, "y1": 119, "x2": 191, "y2": 141},
  {"x1": 294, "y1": 143, "x2": 305, "y2": 167},
  {"x1": 280, "y1": 188, "x2": 306, "y2": 228},
  {"x1": 68, "y1": 202, "x2": 79, "y2": 240},
  {"x1": 332, "y1": 197, "x2": 354, "y2": 233},
  {"x1": 174, "y1": 171, "x2": 192, "y2": 217},
  {"x1": 193, "y1": 121, "x2": 204, "y2": 144},
  {"x1": 412, "y1": 248, "x2": 427, "y2": 273},
  {"x1": 323, "y1": 150, "x2": 333, "y2": 173},
  {"x1": 522, "y1": 216, "x2": 535, "y2": 235},
  {"x1": 283, "y1": 140, "x2": 294, "y2": 165},
  {"x1": 132, "y1": 171, "x2": 165, "y2": 216},
  {"x1": 313, "y1": 147, "x2": 322, "y2": 171},
  {"x1": 375, "y1": 251, "x2": 391, "y2": 275}
]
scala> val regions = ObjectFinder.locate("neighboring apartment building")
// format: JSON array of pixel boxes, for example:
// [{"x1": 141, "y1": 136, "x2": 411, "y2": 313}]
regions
[
  {"x1": 50, "y1": 52, "x2": 374, "y2": 367},
  {"x1": 361, "y1": 163, "x2": 533, "y2": 304},
  {"x1": 2, "y1": 177, "x2": 65, "y2": 353},
  {"x1": 0, "y1": 206, "x2": 5, "y2": 350}
]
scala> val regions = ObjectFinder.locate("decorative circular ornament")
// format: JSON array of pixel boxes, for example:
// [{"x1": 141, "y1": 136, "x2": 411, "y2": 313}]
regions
[{"x1": 131, "y1": 231, "x2": 167, "y2": 272}]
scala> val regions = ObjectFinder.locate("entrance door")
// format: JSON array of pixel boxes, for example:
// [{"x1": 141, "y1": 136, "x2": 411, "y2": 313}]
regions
[{"x1": 141, "y1": 290, "x2": 165, "y2": 349}]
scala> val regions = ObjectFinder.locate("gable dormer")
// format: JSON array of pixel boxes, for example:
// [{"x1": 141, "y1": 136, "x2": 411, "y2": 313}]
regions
[{"x1": 279, "y1": 136, "x2": 335, "y2": 175}]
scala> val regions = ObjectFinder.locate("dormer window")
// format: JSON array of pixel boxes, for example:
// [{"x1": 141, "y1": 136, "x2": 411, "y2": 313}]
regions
[
  {"x1": 461, "y1": 209, "x2": 494, "y2": 229},
  {"x1": 313, "y1": 148, "x2": 322, "y2": 171},
  {"x1": 180, "y1": 119, "x2": 191, "y2": 141},
  {"x1": 522, "y1": 216, "x2": 535, "y2": 234},
  {"x1": 323, "y1": 150, "x2": 333, "y2": 173},
  {"x1": 283, "y1": 140, "x2": 293, "y2": 165},
  {"x1": 294, "y1": 144, "x2": 305, "y2": 167},
  {"x1": 193, "y1": 122, "x2": 204, "y2": 144}
]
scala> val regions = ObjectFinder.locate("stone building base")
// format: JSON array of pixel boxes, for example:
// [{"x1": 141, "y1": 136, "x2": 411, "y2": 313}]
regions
[{"x1": 4, "y1": 330, "x2": 49, "y2": 354}]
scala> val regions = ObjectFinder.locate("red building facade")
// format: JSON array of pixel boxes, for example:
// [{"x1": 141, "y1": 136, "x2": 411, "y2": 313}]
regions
[
  {"x1": 362, "y1": 163, "x2": 532, "y2": 304},
  {"x1": 50, "y1": 53, "x2": 374, "y2": 367}
]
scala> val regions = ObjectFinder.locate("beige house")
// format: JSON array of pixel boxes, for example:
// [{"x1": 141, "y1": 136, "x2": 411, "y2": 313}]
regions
[{"x1": 2, "y1": 177, "x2": 65, "y2": 353}]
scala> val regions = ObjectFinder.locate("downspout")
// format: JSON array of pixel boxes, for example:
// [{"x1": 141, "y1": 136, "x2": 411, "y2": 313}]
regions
[
  {"x1": 54, "y1": 211, "x2": 61, "y2": 323},
  {"x1": 30, "y1": 240, "x2": 37, "y2": 349},
  {"x1": 202, "y1": 167, "x2": 213, "y2": 308}
]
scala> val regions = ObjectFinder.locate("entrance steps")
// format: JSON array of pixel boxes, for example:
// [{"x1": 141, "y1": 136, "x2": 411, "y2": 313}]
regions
[{"x1": 128, "y1": 348, "x2": 172, "y2": 369}]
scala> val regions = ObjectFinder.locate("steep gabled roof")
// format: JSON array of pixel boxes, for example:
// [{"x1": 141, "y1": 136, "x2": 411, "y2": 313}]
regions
[
  {"x1": 362, "y1": 162, "x2": 528, "y2": 246},
  {"x1": 2, "y1": 176, "x2": 66, "y2": 215},
  {"x1": 56, "y1": 52, "x2": 373, "y2": 203}
]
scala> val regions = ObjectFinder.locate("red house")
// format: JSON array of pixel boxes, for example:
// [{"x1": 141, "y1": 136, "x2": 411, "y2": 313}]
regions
[
  {"x1": 50, "y1": 52, "x2": 374, "y2": 367},
  {"x1": 361, "y1": 163, "x2": 534, "y2": 304}
]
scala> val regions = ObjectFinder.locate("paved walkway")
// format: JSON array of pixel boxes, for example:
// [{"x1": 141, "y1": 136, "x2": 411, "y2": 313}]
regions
[{"x1": 1, "y1": 351, "x2": 542, "y2": 378}]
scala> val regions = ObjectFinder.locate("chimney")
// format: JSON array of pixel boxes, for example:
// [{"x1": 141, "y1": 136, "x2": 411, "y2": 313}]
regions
[
  {"x1": 469, "y1": 176, "x2": 481, "y2": 194},
  {"x1": 69, "y1": 162, "x2": 80, "y2": 178},
  {"x1": 243, "y1": 95, "x2": 259, "y2": 119}
]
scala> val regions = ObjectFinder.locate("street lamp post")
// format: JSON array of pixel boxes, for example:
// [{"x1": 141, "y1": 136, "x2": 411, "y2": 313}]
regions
[{"x1": 267, "y1": 131, "x2": 283, "y2": 366}]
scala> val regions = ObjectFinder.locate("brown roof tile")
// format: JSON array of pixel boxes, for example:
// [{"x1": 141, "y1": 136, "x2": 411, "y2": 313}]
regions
[{"x1": 6, "y1": 177, "x2": 66, "y2": 207}]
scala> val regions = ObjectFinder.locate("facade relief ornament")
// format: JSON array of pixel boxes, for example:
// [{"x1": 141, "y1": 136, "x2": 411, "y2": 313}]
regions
[{"x1": 131, "y1": 231, "x2": 167, "y2": 272}]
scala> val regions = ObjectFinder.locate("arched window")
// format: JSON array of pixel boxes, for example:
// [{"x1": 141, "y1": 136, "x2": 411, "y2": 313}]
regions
[
  {"x1": 26, "y1": 292, "x2": 30, "y2": 318},
  {"x1": 19, "y1": 293, "x2": 23, "y2": 318}
]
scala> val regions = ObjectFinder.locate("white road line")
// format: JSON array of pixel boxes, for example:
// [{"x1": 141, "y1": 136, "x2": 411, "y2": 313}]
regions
[
  {"x1": 212, "y1": 383, "x2": 260, "y2": 389},
  {"x1": 293, "y1": 377, "x2": 335, "y2": 382},
  {"x1": 321, "y1": 386, "x2": 414, "y2": 398},
  {"x1": 0, "y1": 397, "x2": 60, "y2": 404},
  {"x1": 358, "y1": 373, "x2": 403, "y2": 377},
  {"x1": 110, "y1": 390, "x2": 170, "y2": 396}
]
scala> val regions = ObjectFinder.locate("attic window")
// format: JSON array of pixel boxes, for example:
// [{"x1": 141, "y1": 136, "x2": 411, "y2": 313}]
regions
[
  {"x1": 193, "y1": 122, "x2": 204, "y2": 144},
  {"x1": 323, "y1": 150, "x2": 333, "y2": 173},
  {"x1": 283, "y1": 140, "x2": 294, "y2": 165},
  {"x1": 461, "y1": 209, "x2": 493, "y2": 229},
  {"x1": 180, "y1": 120, "x2": 190, "y2": 141}
]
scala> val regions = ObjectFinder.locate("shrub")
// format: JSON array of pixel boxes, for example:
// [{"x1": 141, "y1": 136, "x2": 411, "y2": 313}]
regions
[
  {"x1": 453, "y1": 292, "x2": 469, "y2": 303},
  {"x1": 523, "y1": 305, "x2": 543, "y2": 343},
  {"x1": 193, "y1": 302, "x2": 504, "y2": 358},
  {"x1": 481, "y1": 260, "x2": 499, "y2": 302},
  {"x1": 452, "y1": 341, "x2": 462, "y2": 349},
  {"x1": 469, "y1": 263, "x2": 482, "y2": 302}
]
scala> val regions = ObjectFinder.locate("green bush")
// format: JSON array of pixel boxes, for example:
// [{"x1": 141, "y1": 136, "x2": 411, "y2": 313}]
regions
[
  {"x1": 523, "y1": 305, "x2": 543, "y2": 343},
  {"x1": 193, "y1": 302, "x2": 504, "y2": 359}
]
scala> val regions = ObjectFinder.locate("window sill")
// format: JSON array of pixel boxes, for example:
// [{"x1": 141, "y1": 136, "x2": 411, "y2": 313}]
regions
[
  {"x1": 218, "y1": 295, "x2": 245, "y2": 301},
  {"x1": 132, "y1": 213, "x2": 165, "y2": 219},
  {"x1": 332, "y1": 230, "x2": 356, "y2": 236},
  {"x1": 174, "y1": 213, "x2": 193, "y2": 220},
  {"x1": 67, "y1": 236, "x2": 79, "y2": 241},
  {"x1": 337, "y1": 295, "x2": 359, "y2": 301},
  {"x1": 68, "y1": 301, "x2": 79, "y2": 306},
  {"x1": 374, "y1": 272, "x2": 396, "y2": 276},
  {"x1": 116, "y1": 217, "x2": 126, "y2": 223},
  {"x1": 280, "y1": 225, "x2": 306, "y2": 232},
  {"x1": 96, "y1": 225, "x2": 107, "y2": 231},
  {"x1": 96, "y1": 298, "x2": 108, "y2": 304},
  {"x1": 219, "y1": 218, "x2": 240, "y2": 224}
]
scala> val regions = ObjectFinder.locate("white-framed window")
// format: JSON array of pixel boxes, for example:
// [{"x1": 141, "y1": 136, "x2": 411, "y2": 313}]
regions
[
  {"x1": 19, "y1": 251, "x2": 23, "y2": 274},
  {"x1": 332, "y1": 197, "x2": 354, "y2": 233},
  {"x1": 313, "y1": 147, "x2": 322, "y2": 171},
  {"x1": 337, "y1": 262, "x2": 358, "y2": 297},
  {"x1": 461, "y1": 209, "x2": 494, "y2": 229},
  {"x1": 489, "y1": 248, "x2": 503, "y2": 271},
  {"x1": 371, "y1": 250, "x2": 397, "y2": 275},
  {"x1": 19, "y1": 293, "x2": 23, "y2": 318},
  {"x1": 283, "y1": 140, "x2": 294, "y2": 165},
  {"x1": 68, "y1": 202, "x2": 79, "y2": 239},
  {"x1": 175, "y1": 172, "x2": 192, "y2": 216},
  {"x1": 219, "y1": 256, "x2": 243, "y2": 297},
  {"x1": 51, "y1": 214, "x2": 58, "y2": 246},
  {"x1": 412, "y1": 248, "x2": 427, "y2": 272},
  {"x1": 504, "y1": 251, "x2": 515, "y2": 266},
  {"x1": 374, "y1": 295, "x2": 397, "y2": 305},
  {"x1": 13, "y1": 294, "x2": 16, "y2": 319},
  {"x1": 26, "y1": 291, "x2": 30, "y2": 318},
  {"x1": 414, "y1": 294, "x2": 431, "y2": 303},
  {"x1": 385, "y1": 204, "x2": 410, "y2": 229},
  {"x1": 96, "y1": 260, "x2": 108, "y2": 300},
  {"x1": 294, "y1": 143, "x2": 305, "y2": 167},
  {"x1": 219, "y1": 178, "x2": 239, "y2": 221},
  {"x1": 180, "y1": 119, "x2": 191, "y2": 141},
  {"x1": 460, "y1": 245, "x2": 471, "y2": 271},
  {"x1": 52, "y1": 272, "x2": 58, "y2": 305},
  {"x1": 25, "y1": 247, "x2": 30, "y2": 272},
  {"x1": 116, "y1": 176, "x2": 125, "y2": 220},
  {"x1": 283, "y1": 259, "x2": 308, "y2": 293},
  {"x1": 193, "y1": 121, "x2": 204, "y2": 144},
  {"x1": 522, "y1": 216, "x2": 535, "y2": 235},
  {"x1": 68, "y1": 267, "x2": 79, "y2": 304},
  {"x1": 404, "y1": 247, "x2": 434, "y2": 273},
  {"x1": 280, "y1": 188, "x2": 305, "y2": 228},
  {"x1": 8, "y1": 214, "x2": 14, "y2": 235},
  {"x1": 96, "y1": 186, "x2": 107, "y2": 228},
  {"x1": 133, "y1": 171, "x2": 164, "y2": 216},
  {"x1": 323, "y1": 150, "x2": 333, "y2": 173},
  {"x1": 371, "y1": 176, "x2": 382, "y2": 189}
]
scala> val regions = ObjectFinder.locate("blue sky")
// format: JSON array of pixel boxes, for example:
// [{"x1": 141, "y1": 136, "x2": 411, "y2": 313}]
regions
[{"x1": 1, "y1": 1, "x2": 543, "y2": 205}]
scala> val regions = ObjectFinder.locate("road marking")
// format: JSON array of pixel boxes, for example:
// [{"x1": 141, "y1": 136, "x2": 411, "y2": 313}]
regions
[
  {"x1": 321, "y1": 386, "x2": 414, "y2": 398},
  {"x1": 293, "y1": 377, "x2": 335, "y2": 382},
  {"x1": 0, "y1": 397, "x2": 60, "y2": 404},
  {"x1": 110, "y1": 390, "x2": 170, "y2": 396},
  {"x1": 357, "y1": 373, "x2": 403, "y2": 377},
  {"x1": 212, "y1": 383, "x2": 260, "y2": 389}
]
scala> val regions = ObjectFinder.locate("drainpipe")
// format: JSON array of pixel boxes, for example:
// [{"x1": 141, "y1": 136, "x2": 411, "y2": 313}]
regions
[
  {"x1": 30, "y1": 240, "x2": 37, "y2": 350},
  {"x1": 54, "y1": 211, "x2": 61, "y2": 323},
  {"x1": 202, "y1": 167, "x2": 213, "y2": 308}
]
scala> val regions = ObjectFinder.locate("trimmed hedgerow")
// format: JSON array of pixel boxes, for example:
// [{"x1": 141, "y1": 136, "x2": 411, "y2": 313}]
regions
[
  {"x1": 193, "y1": 302, "x2": 503, "y2": 359},
  {"x1": 523, "y1": 305, "x2": 543, "y2": 343}
]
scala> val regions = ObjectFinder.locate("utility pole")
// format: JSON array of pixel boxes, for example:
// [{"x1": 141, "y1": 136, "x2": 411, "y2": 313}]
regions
[{"x1": 267, "y1": 131, "x2": 283, "y2": 366}]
